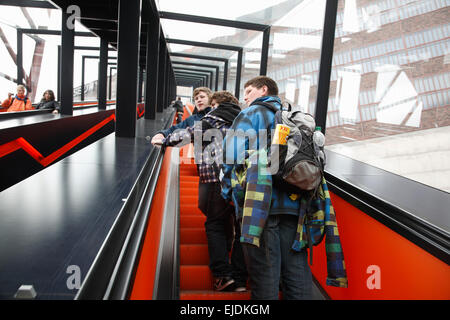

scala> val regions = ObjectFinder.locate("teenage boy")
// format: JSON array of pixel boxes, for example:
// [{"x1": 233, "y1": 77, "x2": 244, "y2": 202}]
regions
[
  {"x1": 162, "y1": 91, "x2": 247, "y2": 292},
  {"x1": 151, "y1": 87, "x2": 212, "y2": 145},
  {"x1": 221, "y1": 76, "x2": 312, "y2": 300}
]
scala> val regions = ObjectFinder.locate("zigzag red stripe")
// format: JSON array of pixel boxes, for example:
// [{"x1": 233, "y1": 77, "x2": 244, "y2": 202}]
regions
[{"x1": 0, "y1": 114, "x2": 116, "y2": 167}]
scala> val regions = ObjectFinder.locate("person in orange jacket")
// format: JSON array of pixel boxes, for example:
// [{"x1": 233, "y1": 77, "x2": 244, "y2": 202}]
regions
[{"x1": 2, "y1": 85, "x2": 34, "y2": 112}]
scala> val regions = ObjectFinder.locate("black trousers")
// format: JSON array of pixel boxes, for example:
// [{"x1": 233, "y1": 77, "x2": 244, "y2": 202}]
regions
[{"x1": 198, "y1": 182, "x2": 247, "y2": 283}]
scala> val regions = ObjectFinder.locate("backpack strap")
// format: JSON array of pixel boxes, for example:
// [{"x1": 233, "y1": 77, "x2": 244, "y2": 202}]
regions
[
  {"x1": 10, "y1": 97, "x2": 28, "y2": 108},
  {"x1": 249, "y1": 100, "x2": 278, "y2": 113}
]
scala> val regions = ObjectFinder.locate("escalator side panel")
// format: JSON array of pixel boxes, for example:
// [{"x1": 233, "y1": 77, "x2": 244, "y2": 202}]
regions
[{"x1": 310, "y1": 192, "x2": 450, "y2": 300}]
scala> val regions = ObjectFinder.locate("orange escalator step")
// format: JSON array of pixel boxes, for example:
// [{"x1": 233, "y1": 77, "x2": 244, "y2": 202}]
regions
[
  {"x1": 180, "y1": 290, "x2": 251, "y2": 300},
  {"x1": 180, "y1": 228, "x2": 207, "y2": 244},
  {"x1": 180, "y1": 265, "x2": 213, "y2": 290},
  {"x1": 180, "y1": 244, "x2": 209, "y2": 265},
  {"x1": 180, "y1": 176, "x2": 199, "y2": 183},
  {"x1": 180, "y1": 182, "x2": 199, "y2": 190},
  {"x1": 180, "y1": 205, "x2": 203, "y2": 216},
  {"x1": 180, "y1": 215, "x2": 206, "y2": 228},
  {"x1": 180, "y1": 195, "x2": 198, "y2": 205}
]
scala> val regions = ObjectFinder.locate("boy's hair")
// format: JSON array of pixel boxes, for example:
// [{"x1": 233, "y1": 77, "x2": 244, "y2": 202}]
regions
[
  {"x1": 192, "y1": 87, "x2": 213, "y2": 103},
  {"x1": 211, "y1": 91, "x2": 239, "y2": 105},
  {"x1": 17, "y1": 84, "x2": 26, "y2": 92},
  {"x1": 244, "y1": 76, "x2": 278, "y2": 96}
]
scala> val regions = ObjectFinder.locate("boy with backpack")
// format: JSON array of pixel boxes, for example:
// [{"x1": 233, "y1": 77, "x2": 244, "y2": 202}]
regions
[
  {"x1": 221, "y1": 76, "x2": 348, "y2": 299},
  {"x1": 221, "y1": 76, "x2": 313, "y2": 299}
]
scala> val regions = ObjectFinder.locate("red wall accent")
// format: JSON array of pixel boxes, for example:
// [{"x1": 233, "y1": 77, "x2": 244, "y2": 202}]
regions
[
  {"x1": 310, "y1": 192, "x2": 450, "y2": 300},
  {"x1": 130, "y1": 147, "x2": 173, "y2": 300}
]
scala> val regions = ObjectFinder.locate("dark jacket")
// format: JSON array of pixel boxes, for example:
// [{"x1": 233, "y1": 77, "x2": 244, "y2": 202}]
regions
[
  {"x1": 163, "y1": 103, "x2": 241, "y2": 183},
  {"x1": 173, "y1": 100, "x2": 184, "y2": 113},
  {"x1": 36, "y1": 100, "x2": 60, "y2": 112},
  {"x1": 158, "y1": 107, "x2": 211, "y2": 137},
  {"x1": 221, "y1": 95, "x2": 302, "y2": 216}
]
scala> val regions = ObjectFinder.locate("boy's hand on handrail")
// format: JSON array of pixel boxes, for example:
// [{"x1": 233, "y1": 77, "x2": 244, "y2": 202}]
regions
[{"x1": 151, "y1": 133, "x2": 165, "y2": 146}]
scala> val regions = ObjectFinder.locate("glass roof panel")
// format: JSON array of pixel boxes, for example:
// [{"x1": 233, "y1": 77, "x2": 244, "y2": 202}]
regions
[
  {"x1": 159, "y1": 0, "x2": 326, "y2": 104},
  {"x1": 156, "y1": 0, "x2": 305, "y2": 24}
]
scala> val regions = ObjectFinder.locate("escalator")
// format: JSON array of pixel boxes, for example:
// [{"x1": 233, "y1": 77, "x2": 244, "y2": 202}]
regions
[{"x1": 92, "y1": 104, "x2": 448, "y2": 301}]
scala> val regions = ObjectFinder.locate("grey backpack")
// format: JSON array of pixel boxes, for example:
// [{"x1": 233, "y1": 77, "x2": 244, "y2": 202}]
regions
[{"x1": 251, "y1": 100, "x2": 325, "y2": 195}]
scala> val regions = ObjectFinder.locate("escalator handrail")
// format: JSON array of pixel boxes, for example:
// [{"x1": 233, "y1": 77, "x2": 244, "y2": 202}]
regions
[
  {"x1": 75, "y1": 110, "x2": 176, "y2": 300},
  {"x1": 325, "y1": 170, "x2": 450, "y2": 265}
]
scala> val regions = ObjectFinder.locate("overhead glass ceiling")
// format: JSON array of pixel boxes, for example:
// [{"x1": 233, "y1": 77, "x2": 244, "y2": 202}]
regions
[
  {"x1": 158, "y1": 0, "x2": 327, "y2": 100},
  {"x1": 0, "y1": 0, "x2": 327, "y2": 105}
]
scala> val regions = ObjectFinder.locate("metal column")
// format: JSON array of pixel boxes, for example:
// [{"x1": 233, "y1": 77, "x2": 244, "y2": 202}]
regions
[
  {"x1": 235, "y1": 49, "x2": 243, "y2": 99},
  {"x1": 57, "y1": 45, "x2": 61, "y2": 100},
  {"x1": 98, "y1": 38, "x2": 108, "y2": 109},
  {"x1": 223, "y1": 60, "x2": 228, "y2": 91},
  {"x1": 260, "y1": 27, "x2": 270, "y2": 76},
  {"x1": 116, "y1": 0, "x2": 142, "y2": 137},
  {"x1": 157, "y1": 32, "x2": 166, "y2": 112},
  {"x1": 314, "y1": 0, "x2": 338, "y2": 134},
  {"x1": 60, "y1": 10, "x2": 75, "y2": 115},
  {"x1": 81, "y1": 56, "x2": 85, "y2": 101},
  {"x1": 144, "y1": 17, "x2": 160, "y2": 119},
  {"x1": 16, "y1": 29, "x2": 23, "y2": 85}
]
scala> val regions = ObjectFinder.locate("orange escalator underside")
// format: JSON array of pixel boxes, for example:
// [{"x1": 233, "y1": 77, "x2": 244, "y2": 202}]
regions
[{"x1": 178, "y1": 144, "x2": 250, "y2": 300}]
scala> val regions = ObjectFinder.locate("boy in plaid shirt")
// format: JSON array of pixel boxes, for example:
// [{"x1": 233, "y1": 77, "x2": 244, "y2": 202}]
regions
[{"x1": 163, "y1": 91, "x2": 247, "y2": 291}]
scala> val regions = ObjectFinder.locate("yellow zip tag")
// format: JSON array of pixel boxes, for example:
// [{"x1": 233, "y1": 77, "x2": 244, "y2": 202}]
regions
[
  {"x1": 272, "y1": 124, "x2": 290, "y2": 145},
  {"x1": 289, "y1": 193, "x2": 299, "y2": 201}
]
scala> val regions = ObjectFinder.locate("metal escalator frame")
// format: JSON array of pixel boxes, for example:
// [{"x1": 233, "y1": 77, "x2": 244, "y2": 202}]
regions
[
  {"x1": 325, "y1": 171, "x2": 450, "y2": 265},
  {"x1": 75, "y1": 110, "x2": 176, "y2": 300},
  {"x1": 153, "y1": 148, "x2": 180, "y2": 300}
]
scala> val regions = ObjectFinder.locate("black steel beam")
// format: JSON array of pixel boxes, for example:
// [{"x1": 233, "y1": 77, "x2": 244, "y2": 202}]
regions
[
  {"x1": 168, "y1": 38, "x2": 243, "y2": 96},
  {"x1": 157, "y1": 30, "x2": 167, "y2": 112},
  {"x1": 81, "y1": 55, "x2": 119, "y2": 101},
  {"x1": 98, "y1": 38, "x2": 108, "y2": 109},
  {"x1": 109, "y1": 66, "x2": 117, "y2": 101},
  {"x1": 260, "y1": 27, "x2": 270, "y2": 76},
  {"x1": 174, "y1": 72, "x2": 208, "y2": 85},
  {"x1": 81, "y1": 55, "x2": 85, "y2": 101},
  {"x1": 19, "y1": 28, "x2": 95, "y2": 37},
  {"x1": 60, "y1": 10, "x2": 75, "y2": 116},
  {"x1": 170, "y1": 52, "x2": 227, "y2": 62},
  {"x1": 57, "y1": 45, "x2": 61, "y2": 100},
  {"x1": 83, "y1": 56, "x2": 117, "y2": 60},
  {"x1": 138, "y1": 67, "x2": 144, "y2": 103},
  {"x1": 0, "y1": 0, "x2": 56, "y2": 9},
  {"x1": 314, "y1": 0, "x2": 338, "y2": 135},
  {"x1": 144, "y1": 17, "x2": 160, "y2": 119},
  {"x1": 167, "y1": 38, "x2": 242, "y2": 52},
  {"x1": 170, "y1": 53, "x2": 228, "y2": 90},
  {"x1": 160, "y1": 11, "x2": 270, "y2": 80},
  {"x1": 74, "y1": 46, "x2": 116, "y2": 51},
  {"x1": 115, "y1": 0, "x2": 142, "y2": 138},
  {"x1": 159, "y1": 11, "x2": 267, "y2": 31},
  {"x1": 235, "y1": 49, "x2": 243, "y2": 99},
  {"x1": 172, "y1": 62, "x2": 219, "y2": 91},
  {"x1": 16, "y1": 30, "x2": 23, "y2": 85},
  {"x1": 173, "y1": 68, "x2": 213, "y2": 78},
  {"x1": 224, "y1": 60, "x2": 228, "y2": 91}
]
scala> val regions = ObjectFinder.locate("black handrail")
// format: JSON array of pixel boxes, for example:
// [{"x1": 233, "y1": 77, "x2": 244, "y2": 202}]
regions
[
  {"x1": 324, "y1": 163, "x2": 450, "y2": 265},
  {"x1": 75, "y1": 110, "x2": 175, "y2": 300}
]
